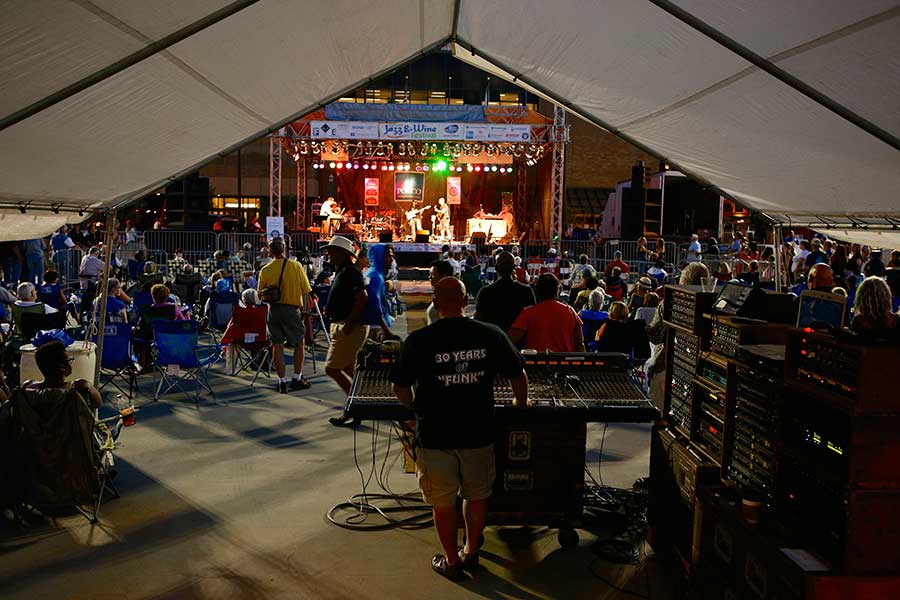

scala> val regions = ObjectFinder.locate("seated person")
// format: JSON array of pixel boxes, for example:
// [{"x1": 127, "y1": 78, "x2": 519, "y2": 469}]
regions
[
  {"x1": 173, "y1": 263, "x2": 203, "y2": 305},
  {"x1": 92, "y1": 278, "x2": 129, "y2": 323},
  {"x1": 851, "y1": 277, "x2": 899, "y2": 332},
  {"x1": 204, "y1": 279, "x2": 239, "y2": 329},
  {"x1": 604, "y1": 267, "x2": 626, "y2": 302},
  {"x1": 627, "y1": 277, "x2": 654, "y2": 313},
  {"x1": 580, "y1": 289, "x2": 609, "y2": 343},
  {"x1": 138, "y1": 261, "x2": 165, "y2": 292},
  {"x1": 240, "y1": 288, "x2": 261, "y2": 308},
  {"x1": 737, "y1": 260, "x2": 760, "y2": 286},
  {"x1": 647, "y1": 259, "x2": 668, "y2": 285},
  {"x1": 595, "y1": 301, "x2": 650, "y2": 359},
  {"x1": 635, "y1": 291, "x2": 660, "y2": 324},
  {"x1": 149, "y1": 283, "x2": 187, "y2": 320},
  {"x1": 36, "y1": 271, "x2": 68, "y2": 313},
  {"x1": 508, "y1": 274, "x2": 585, "y2": 352},
  {"x1": 13, "y1": 282, "x2": 59, "y2": 335},
  {"x1": 573, "y1": 274, "x2": 600, "y2": 310},
  {"x1": 20, "y1": 340, "x2": 102, "y2": 409},
  {"x1": 714, "y1": 261, "x2": 732, "y2": 284},
  {"x1": 241, "y1": 270, "x2": 258, "y2": 290}
]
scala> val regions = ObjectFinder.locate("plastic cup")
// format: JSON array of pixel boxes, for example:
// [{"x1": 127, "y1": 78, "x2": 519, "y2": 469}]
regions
[
  {"x1": 742, "y1": 498, "x2": 762, "y2": 524},
  {"x1": 701, "y1": 277, "x2": 716, "y2": 292}
]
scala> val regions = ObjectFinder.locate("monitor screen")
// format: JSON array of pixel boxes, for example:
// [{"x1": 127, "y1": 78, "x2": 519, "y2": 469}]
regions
[{"x1": 796, "y1": 291, "x2": 847, "y2": 330}]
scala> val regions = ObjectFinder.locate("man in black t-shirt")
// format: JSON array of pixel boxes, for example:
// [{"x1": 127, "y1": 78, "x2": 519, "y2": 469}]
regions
[
  {"x1": 474, "y1": 251, "x2": 535, "y2": 336},
  {"x1": 392, "y1": 278, "x2": 528, "y2": 581},
  {"x1": 323, "y1": 236, "x2": 369, "y2": 428}
]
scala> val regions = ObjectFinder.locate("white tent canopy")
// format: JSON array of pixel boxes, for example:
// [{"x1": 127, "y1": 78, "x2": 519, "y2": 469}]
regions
[{"x1": 1, "y1": 0, "x2": 898, "y2": 241}]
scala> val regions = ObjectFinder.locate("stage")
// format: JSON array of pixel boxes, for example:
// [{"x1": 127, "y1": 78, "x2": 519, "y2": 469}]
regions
[{"x1": 390, "y1": 241, "x2": 474, "y2": 268}]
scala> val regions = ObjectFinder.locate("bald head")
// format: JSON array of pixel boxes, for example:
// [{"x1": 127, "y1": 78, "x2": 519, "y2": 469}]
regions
[
  {"x1": 495, "y1": 251, "x2": 515, "y2": 277},
  {"x1": 433, "y1": 277, "x2": 467, "y2": 318},
  {"x1": 808, "y1": 263, "x2": 834, "y2": 290}
]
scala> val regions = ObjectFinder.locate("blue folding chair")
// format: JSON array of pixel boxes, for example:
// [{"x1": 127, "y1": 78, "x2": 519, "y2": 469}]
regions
[
  {"x1": 94, "y1": 322, "x2": 139, "y2": 399},
  {"x1": 152, "y1": 320, "x2": 219, "y2": 404}
]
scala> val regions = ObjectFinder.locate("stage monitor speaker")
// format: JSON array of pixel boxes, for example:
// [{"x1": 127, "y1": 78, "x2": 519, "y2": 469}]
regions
[
  {"x1": 378, "y1": 231, "x2": 393, "y2": 243},
  {"x1": 620, "y1": 187, "x2": 645, "y2": 241},
  {"x1": 714, "y1": 282, "x2": 795, "y2": 323},
  {"x1": 415, "y1": 233, "x2": 430, "y2": 243}
]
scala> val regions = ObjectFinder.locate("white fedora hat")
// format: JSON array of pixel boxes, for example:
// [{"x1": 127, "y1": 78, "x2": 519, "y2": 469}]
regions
[{"x1": 323, "y1": 235, "x2": 356, "y2": 256}]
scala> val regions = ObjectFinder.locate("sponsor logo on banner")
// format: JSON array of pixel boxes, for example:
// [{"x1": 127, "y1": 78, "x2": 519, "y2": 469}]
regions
[
  {"x1": 310, "y1": 121, "x2": 380, "y2": 139},
  {"x1": 266, "y1": 217, "x2": 284, "y2": 242},
  {"x1": 379, "y1": 122, "x2": 465, "y2": 141},
  {"x1": 394, "y1": 173, "x2": 425, "y2": 202},
  {"x1": 364, "y1": 178, "x2": 379, "y2": 206},
  {"x1": 464, "y1": 124, "x2": 532, "y2": 142},
  {"x1": 446, "y1": 177, "x2": 461, "y2": 205}
]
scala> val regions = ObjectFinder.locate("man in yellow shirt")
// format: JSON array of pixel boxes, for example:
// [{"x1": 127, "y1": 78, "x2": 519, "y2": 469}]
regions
[{"x1": 258, "y1": 237, "x2": 313, "y2": 393}]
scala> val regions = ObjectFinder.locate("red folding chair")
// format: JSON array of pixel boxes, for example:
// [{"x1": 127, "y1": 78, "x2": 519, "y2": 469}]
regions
[{"x1": 221, "y1": 305, "x2": 272, "y2": 385}]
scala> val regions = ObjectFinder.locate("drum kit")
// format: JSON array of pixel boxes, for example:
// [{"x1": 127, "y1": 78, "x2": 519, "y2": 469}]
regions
[{"x1": 359, "y1": 210, "x2": 398, "y2": 241}]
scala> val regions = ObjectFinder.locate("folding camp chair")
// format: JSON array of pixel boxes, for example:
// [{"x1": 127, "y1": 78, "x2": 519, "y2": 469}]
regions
[
  {"x1": 222, "y1": 304, "x2": 272, "y2": 385},
  {"x1": 93, "y1": 322, "x2": 139, "y2": 399},
  {"x1": 7, "y1": 384, "x2": 121, "y2": 524},
  {"x1": 205, "y1": 290, "x2": 239, "y2": 342},
  {"x1": 152, "y1": 320, "x2": 219, "y2": 404}
]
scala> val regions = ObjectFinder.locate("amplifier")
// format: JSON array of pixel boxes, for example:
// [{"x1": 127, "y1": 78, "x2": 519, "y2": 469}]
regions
[
  {"x1": 709, "y1": 316, "x2": 789, "y2": 358},
  {"x1": 672, "y1": 329, "x2": 701, "y2": 373},
  {"x1": 785, "y1": 329, "x2": 900, "y2": 413},
  {"x1": 712, "y1": 282, "x2": 796, "y2": 323},
  {"x1": 694, "y1": 381, "x2": 725, "y2": 464},
  {"x1": 664, "y1": 285, "x2": 716, "y2": 335},
  {"x1": 697, "y1": 355, "x2": 728, "y2": 391},
  {"x1": 667, "y1": 363, "x2": 694, "y2": 438},
  {"x1": 722, "y1": 358, "x2": 783, "y2": 507},
  {"x1": 651, "y1": 427, "x2": 720, "y2": 510},
  {"x1": 777, "y1": 462, "x2": 900, "y2": 574}
]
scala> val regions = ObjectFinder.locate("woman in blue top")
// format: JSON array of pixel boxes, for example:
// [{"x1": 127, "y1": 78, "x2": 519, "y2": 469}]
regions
[
  {"x1": 93, "y1": 277, "x2": 129, "y2": 323},
  {"x1": 358, "y1": 244, "x2": 399, "y2": 340}
]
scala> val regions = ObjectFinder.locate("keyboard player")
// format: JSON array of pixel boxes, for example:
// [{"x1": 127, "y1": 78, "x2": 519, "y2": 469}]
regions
[{"x1": 390, "y1": 277, "x2": 528, "y2": 581}]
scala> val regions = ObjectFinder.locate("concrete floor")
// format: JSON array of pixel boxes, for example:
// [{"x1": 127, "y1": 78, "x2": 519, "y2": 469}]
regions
[{"x1": 0, "y1": 299, "x2": 674, "y2": 600}]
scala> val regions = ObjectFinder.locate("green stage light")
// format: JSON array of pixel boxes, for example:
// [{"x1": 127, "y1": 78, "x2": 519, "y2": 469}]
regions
[{"x1": 435, "y1": 160, "x2": 447, "y2": 172}]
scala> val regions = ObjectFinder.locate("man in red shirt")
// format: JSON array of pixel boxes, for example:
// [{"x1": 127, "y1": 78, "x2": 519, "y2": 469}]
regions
[
  {"x1": 508, "y1": 274, "x2": 585, "y2": 352},
  {"x1": 604, "y1": 250, "x2": 630, "y2": 277}
]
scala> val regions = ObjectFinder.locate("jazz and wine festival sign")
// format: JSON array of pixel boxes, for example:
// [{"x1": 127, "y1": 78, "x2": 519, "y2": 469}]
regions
[{"x1": 310, "y1": 121, "x2": 533, "y2": 142}]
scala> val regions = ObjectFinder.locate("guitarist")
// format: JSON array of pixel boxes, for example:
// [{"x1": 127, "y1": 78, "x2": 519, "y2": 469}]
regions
[{"x1": 405, "y1": 201, "x2": 427, "y2": 240}]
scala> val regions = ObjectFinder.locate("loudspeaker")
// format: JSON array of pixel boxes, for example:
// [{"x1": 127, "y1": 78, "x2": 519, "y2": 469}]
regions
[
  {"x1": 620, "y1": 187, "x2": 645, "y2": 240},
  {"x1": 415, "y1": 233, "x2": 430, "y2": 243},
  {"x1": 714, "y1": 282, "x2": 794, "y2": 323},
  {"x1": 378, "y1": 231, "x2": 393, "y2": 243}
]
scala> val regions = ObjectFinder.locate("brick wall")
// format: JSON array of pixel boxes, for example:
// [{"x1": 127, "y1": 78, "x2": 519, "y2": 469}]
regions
[{"x1": 565, "y1": 113, "x2": 657, "y2": 189}]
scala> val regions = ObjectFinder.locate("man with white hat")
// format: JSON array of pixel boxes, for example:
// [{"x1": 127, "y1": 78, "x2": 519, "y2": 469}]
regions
[{"x1": 324, "y1": 236, "x2": 369, "y2": 428}]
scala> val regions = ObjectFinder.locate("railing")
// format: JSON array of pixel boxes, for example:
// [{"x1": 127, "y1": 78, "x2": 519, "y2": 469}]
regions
[
  {"x1": 51, "y1": 248, "x2": 84, "y2": 287},
  {"x1": 143, "y1": 230, "x2": 217, "y2": 254}
]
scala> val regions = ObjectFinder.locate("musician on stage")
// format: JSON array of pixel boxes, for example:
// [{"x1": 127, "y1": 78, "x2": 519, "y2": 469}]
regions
[
  {"x1": 320, "y1": 197, "x2": 343, "y2": 236},
  {"x1": 391, "y1": 278, "x2": 528, "y2": 581},
  {"x1": 405, "y1": 201, "x2": 425, "y2": 240},
  {"x1": 499, "y1": 202, "x2": 514, "y2": 234},
  {"x1": 434, "y1": 197, "x2": 452, "y2": 241}
]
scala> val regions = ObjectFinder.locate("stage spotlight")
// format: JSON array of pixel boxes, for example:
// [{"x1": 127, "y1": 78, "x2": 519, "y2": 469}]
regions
[
  {"x1": 381, "y1": 164, "x2": 388, "y2": 171},
  {"x1": 388, "y1": 164, "x2": 395, "y2": 171},
  {"x1": 345, "y1": 162, "x2": 352, "y2": 169},
  {"x1": 362, "y1": 163, "x2": 369, "y2": 170},
  {"x1": 336, "y1": 162, "x2": 343, "y2": 169},
  {"x1": 404, "y1": 163, "x2": 410, "y2": 171},
  {"x1": 329, "y1": 162, "x2": 336, "y2": 169},
  {"x1": 423, "y1": 165, "x2": 430, "y2": 172},
  {"x1": 353, "y1": 162, "x2": 360, "y2": 169},
  {"x1": 466, "y1": 164, "x2": 473, "y2": 172},
  {"x1": 474, "y1": 165, "x2": 481, "y2": 172},
  {"x1": 491, "y1": 165, "x2": 498, "y2": 172},
  {"x1": 435, "y1": 160, "x2": 447, "y2": 172},
  {"x1": 415, "y1": 165, "x2": 422, "y2": 172},
  {"x1": 312, "y1": 163, "x2": 319, "y2": 169}
]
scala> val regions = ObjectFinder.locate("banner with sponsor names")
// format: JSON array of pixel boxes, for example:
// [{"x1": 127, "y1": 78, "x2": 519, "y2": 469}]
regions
[
  {"x1": 310, "y1": 121, "x2": 379, "y2": 139},
  {"x1": 310, "y1": 120, "x2": 535, "y2": 142},
  {"x1": 364, "y1": 178, "x2": 379, "y2": 206},
  {"x1": 266, "y1": 217, "x2": 284, "y2": 242},
  {"x1": 446, "y1": 177, "x2": 461, "y2": 205}
]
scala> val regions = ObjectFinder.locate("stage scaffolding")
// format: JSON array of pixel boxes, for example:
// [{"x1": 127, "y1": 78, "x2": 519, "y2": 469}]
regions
[{"x1": 267, "y1": 107, "x2": 571, "y2": 237}]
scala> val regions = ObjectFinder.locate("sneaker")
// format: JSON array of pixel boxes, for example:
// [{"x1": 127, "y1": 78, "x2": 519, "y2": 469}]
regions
[
  {"x1": 289, "y1": 378, "x2": 312, "y2": 391},
  {"x1": 277, "y1": 381, "x2": 288, "y2": 394},
  {"x1": 431, "y1": 554, "x2": 464, "y2": 582},
  {"x1": 457, "y1": 547, "x2": 480, "y2": 571}
]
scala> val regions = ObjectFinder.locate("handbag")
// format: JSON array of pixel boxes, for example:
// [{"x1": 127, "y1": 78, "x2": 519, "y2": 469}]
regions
[{"x1": 259, "y1": 258, "x2": 288, "y2": 303}]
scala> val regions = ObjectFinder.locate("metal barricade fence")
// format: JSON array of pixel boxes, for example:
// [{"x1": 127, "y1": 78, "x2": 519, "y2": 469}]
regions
[
  {"x1": 144, "y1": 230, "x2": 217, "y2": 254},
  {"x1": 51, "y1": 248, "x2": 84, "y2": 288},
  {"x1": 216, "y1": 232, "x2": 267, "y2": 254}
]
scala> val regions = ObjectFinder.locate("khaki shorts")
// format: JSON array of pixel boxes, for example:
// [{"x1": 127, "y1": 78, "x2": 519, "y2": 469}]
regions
[
  {"x1": 415, "y1": 445, "x2": 496, "y2": 507},
  {"x1": 325, "y1": 322, "x2": 369, "y2": 371},
  {"x1": 267, "y1": 303, "x2": 305, "y2": 346}
]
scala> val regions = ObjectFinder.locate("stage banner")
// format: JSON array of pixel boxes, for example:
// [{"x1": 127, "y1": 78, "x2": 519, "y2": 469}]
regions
[
  {"x1": 364, "y1": 178, "x2": 379, "y2": 206},
  {"x1": 379, "y1": 122, "x2": 465, "y2": 141},
  {"x1": 394, "y1": 173, "x2": 424, "y2": 203},
  {"x1": 310, "y1": 121, "x2": 379, "y2": 139},
  {"x1": 446, "y1": 177, "x2": 461, "y2": 205},
  {"x1": 464, "y1": 123, "x2": 533, "y2": 142}
]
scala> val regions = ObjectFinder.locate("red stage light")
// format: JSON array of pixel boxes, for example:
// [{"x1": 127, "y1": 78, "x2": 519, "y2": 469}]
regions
[{"x1": 474, "y1": 165, "x2": 481, "y2": 172}]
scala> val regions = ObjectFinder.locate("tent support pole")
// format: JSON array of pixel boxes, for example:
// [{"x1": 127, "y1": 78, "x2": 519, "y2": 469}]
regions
[
  {"x1": 773, "y1": 223, "x2": 783, "y2": 293},
  {"x1": 93, "y1": 212, "x2": 116, "y2": 387}
]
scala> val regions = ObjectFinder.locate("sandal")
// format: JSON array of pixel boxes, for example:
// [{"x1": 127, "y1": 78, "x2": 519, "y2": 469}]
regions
[{"x1": 431, "y1": 554, "x2": 464, "y2": 582}]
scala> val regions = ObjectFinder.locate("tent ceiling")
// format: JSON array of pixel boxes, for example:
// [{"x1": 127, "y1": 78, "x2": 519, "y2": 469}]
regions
[{"x1": 0, "y1": 0, "x2": 898, "y2": 241}]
